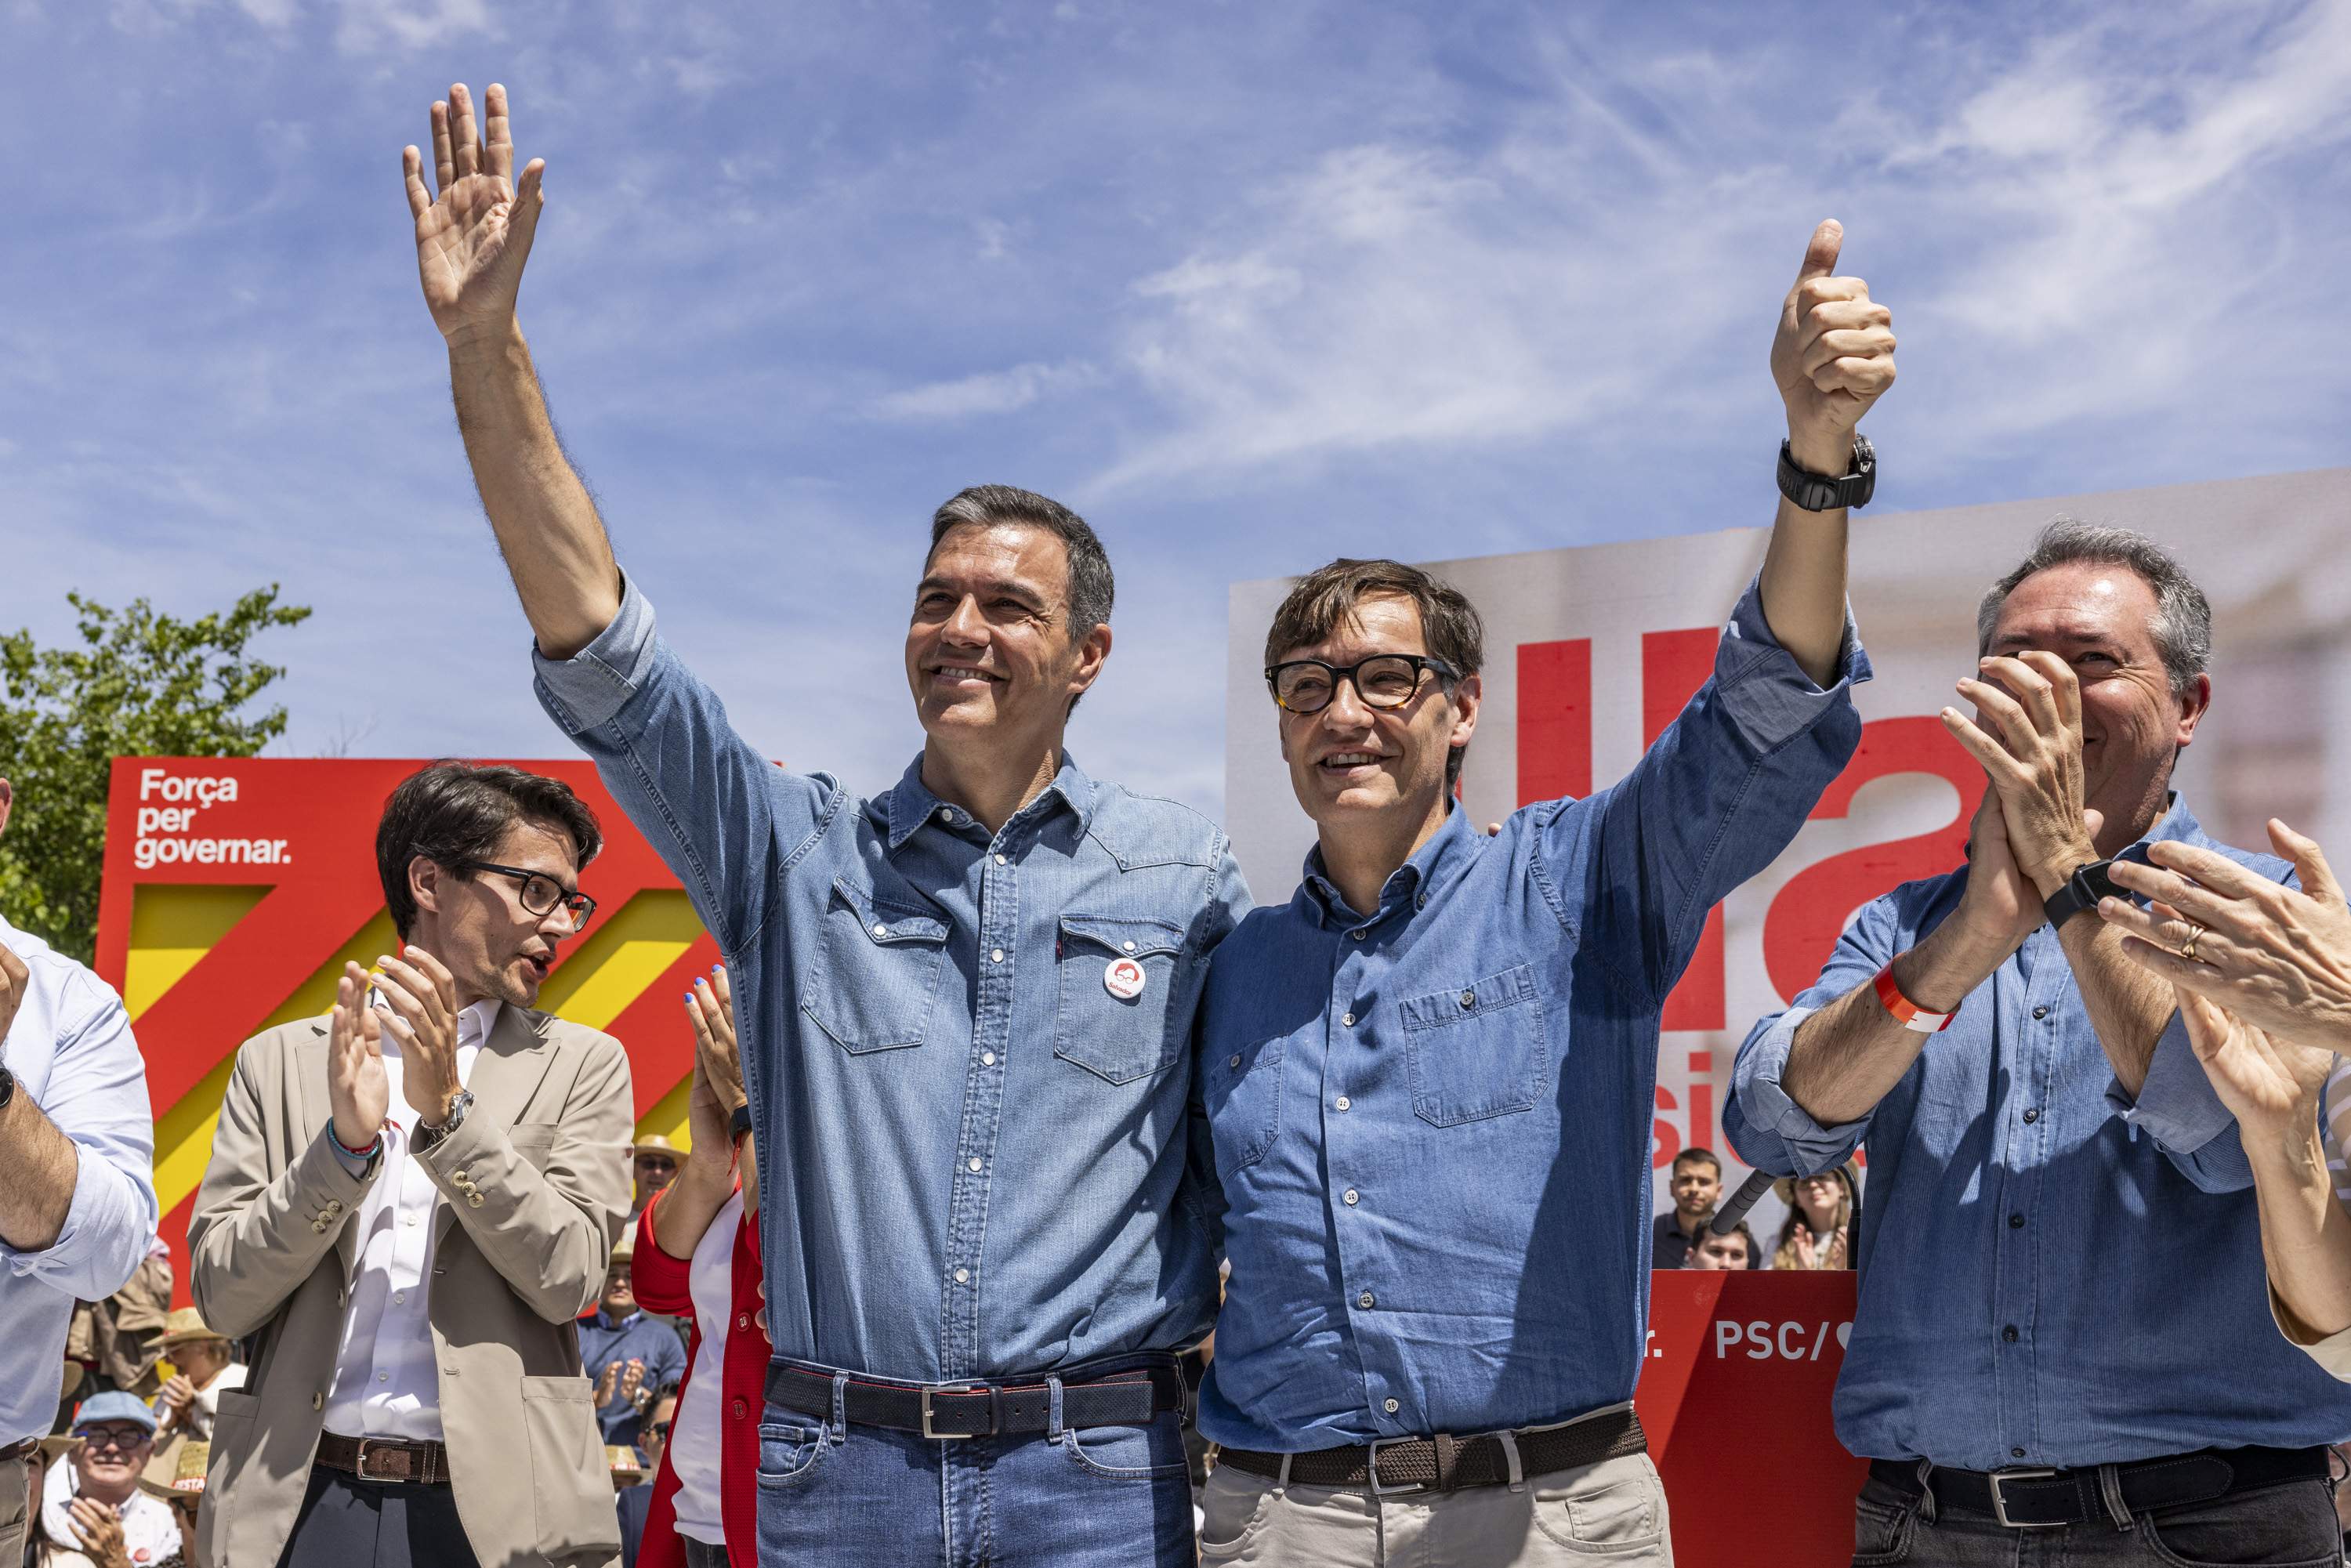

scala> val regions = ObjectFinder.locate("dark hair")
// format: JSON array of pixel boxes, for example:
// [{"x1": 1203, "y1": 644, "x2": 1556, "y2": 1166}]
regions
[
  {"x1": 1263, "y1": 558, "x2": 1485, "y2": 792},
  {"x1": 1977, "y1": 518, "x2": 2212, "y2": 696},
  {"x1": 1691, "y1": 1222, "x2": 1755, "y2": 1266},
  {"x1": 375, "y1": 762, "x2": 602, "y2": 941},
  {"x1": 1672, "y1": 1146, "x2": 1722, "y2": 1178}
]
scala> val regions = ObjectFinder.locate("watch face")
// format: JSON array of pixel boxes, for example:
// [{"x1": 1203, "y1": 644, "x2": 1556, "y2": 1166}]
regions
[{"x1": 2078, "y1": 860, "x2": 2124, "y2": 903}]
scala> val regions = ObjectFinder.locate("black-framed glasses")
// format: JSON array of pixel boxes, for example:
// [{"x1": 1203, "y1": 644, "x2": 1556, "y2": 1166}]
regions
[
  {"x1": 73, "y1": 1425, "x2": 153, "y2": 1453},
  {"x1": 459, "y1": 861, "x2": 597, "y2": 930},
  {"x1": 1265, "y1": 654, "x2": 1459, "y2": 715},
  {"x1": 648, "y1": 1420, "x2": 673, "y2": 1440}
]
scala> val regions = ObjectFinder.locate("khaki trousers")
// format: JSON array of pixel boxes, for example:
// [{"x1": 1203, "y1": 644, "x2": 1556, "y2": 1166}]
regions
[
  {"x1": 0, "y1": 1447, "x2": 30, "y2": 1567},
  {"x1": 1198, "y1": 1447, "x2": 1675, "y2": 1567}
]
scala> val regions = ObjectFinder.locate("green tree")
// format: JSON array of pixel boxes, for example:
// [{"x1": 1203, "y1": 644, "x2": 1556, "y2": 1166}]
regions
[{"x1": 0, "y1": 587, "x2": 311, "y2": 962}]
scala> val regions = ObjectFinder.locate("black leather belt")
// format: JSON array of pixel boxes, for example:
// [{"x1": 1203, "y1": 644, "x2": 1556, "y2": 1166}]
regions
[
  {"x1": 1219, "y1": 1407, "x2": 1646, "y2": 1495},
  {"x1": 314, "y1": 1431, "x2": 452, "y2": 1485},
  {"x1": 766, "y1": 1357, "x2": 1185, "y2": 1440},
  {"x1": 1869, "y1": 1446, "x2": 2331, "y2": 1529},
  {"x1": 0, "y1": 1437, "x2": 38, "y2": 1463}
]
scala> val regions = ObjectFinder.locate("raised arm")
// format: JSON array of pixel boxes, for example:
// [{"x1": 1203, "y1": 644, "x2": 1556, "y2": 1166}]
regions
[
  {"x1": 1760, "y1": 219, "x2": 1896, "y2": 688},
  {"x1": 406, "y1": 81, "x2": 617, "y2": 657}
]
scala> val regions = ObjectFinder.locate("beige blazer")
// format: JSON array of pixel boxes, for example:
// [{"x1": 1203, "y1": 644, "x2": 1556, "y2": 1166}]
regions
[{"x1": 188, "y1": 1005, "x2": 634, "y2": 1568}]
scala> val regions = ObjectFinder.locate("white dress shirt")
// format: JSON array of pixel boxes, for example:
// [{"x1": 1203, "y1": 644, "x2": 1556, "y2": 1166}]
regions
[
  {"x1": 0, "y1": 913, "x2": 158, "y2": 1446},
  {"x1": 321, "y1": 997, "x2": 494, "y2": 1441},
  {"x1": 667, "y1": 1188, "x2": 743, "y2": 1545}
]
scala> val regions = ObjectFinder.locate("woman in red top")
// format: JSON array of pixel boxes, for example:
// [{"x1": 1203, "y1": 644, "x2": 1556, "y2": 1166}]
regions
[{"x1": 629, "y1": 966, "x2": 764, "y2": 1568}]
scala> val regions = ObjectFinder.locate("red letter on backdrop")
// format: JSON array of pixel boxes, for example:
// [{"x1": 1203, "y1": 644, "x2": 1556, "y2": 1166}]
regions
[
  {"x1": 1644, "y1": 628, "x2": 1725, "y2": 1031},
  {"x1": 1517, "y1": 639, "x2": 1592, "y2": 803}
]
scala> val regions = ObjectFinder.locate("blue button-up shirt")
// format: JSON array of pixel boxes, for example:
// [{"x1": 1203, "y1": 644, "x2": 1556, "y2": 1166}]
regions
[
  {"x1": 1726, "y1": 798, "x2": 2351, "y2": 1468},
  {"x1": 1194, "y1": 576, "x2": 1865, "y2": 1450},
  {"x1": 534, "y1": 576, "x2": 1248, "y2": 1382},
  {"x1": 0, "y1": 912, "x2": 159, "y2": 1444},
  {"x1": 578, "y1": 1306, "x2": 688, "y2": 1448}
]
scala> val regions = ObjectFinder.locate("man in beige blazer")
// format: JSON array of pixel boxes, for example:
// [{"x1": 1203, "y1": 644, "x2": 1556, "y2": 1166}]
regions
[{"x1": 190, "y1": 762, "x2": 634, "y2": 1568}]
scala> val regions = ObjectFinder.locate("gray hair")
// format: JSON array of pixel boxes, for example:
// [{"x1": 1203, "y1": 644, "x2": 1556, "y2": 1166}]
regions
[
  {"x1": 1976, "y1": 518, "x2": 2212, "y2": 695},
  {"x1": 926, "y1": 485, "x2": 1114, "y2": 640}
]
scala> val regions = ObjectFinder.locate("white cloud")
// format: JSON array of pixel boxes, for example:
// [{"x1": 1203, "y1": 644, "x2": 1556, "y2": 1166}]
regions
[
  {"x1": 871, "y1": 360, "x2": 1102, "y2": 421},
  {"x1": 331, "y1": 0, "x2": 493, "y2": 54}
]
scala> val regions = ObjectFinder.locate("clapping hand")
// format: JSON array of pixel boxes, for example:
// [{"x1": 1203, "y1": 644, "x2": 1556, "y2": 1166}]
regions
[
  {"x1": 594, "y1": 1360, "x2": 621, "y2": 1409},
  {"x1": 67, "y1": 1497, "x2": 131, "y2": 1568},
  {"x1": 327, "y1": 963, "x2": 391, "y2": 1153},
  {"x1": 1943, "y1": 653, "x2": 2100, "y2": 899},
  {"x1": 618, "y1": 1356, "x2": 647, "y2": 1410},
  {"x1": 685, "y1": 965, "x2": 746, "y2": 1161},
  {"x1": 406, "y1": 82, "x2": 545, "y2": 346},
  {"x1": 374, "y1": 947, "x2": 462, "y2": 1127}
]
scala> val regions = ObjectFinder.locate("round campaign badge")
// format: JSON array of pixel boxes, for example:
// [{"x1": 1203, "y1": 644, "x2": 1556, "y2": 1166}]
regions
[{"x1": 1103, "y1": 957, "x2": 1147, "y2": 1001}]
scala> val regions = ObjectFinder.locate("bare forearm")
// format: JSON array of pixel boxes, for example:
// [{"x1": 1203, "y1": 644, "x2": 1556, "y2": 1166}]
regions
[
  {"x1": 651, "y1": 1150, "x2": 735, "y2": 1259},
  {"x1": 1783, "y1": 920, "x2": 2001, "y2": 1124},
  {"x1": 2249, "y1": 1117, "x2": 2351, "y2": 1340},
  {"x1": 447, "y1": 321, "x2": 621, "y2": 658},
  {"x1": 1757, "y1": 489, "x2": 1849, "y2": 691},
  {"x1": 2055, "y1": 915, "x2": 2174, "y2": 1097},
  {"x1": 0, "y1": 1092, "x2": 80, "y2": 1251}
]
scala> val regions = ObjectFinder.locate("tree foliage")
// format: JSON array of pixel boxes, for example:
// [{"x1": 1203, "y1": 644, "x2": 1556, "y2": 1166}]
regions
[{"x1": 0, "y1": 587, "x2": 311, "y2": 962}]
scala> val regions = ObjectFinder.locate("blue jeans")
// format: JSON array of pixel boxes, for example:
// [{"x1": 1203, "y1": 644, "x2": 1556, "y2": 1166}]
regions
[{"x1": 755, "y1": 1361, "x2": 1196, "y2": 1567}]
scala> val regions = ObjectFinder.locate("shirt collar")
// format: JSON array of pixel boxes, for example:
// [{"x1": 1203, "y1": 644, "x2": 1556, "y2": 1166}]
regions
[
  {"x1": 1300, "y1": 805, "x2": 1475, "y2": 927},
  {"x1": 883, "y1": 751, "x2": 1097, "y2": 851}
]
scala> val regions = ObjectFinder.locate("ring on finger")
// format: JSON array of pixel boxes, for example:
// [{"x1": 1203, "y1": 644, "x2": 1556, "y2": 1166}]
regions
[{"x1": 2179, "y1": 923, "x2": 2206, "y2": 962}]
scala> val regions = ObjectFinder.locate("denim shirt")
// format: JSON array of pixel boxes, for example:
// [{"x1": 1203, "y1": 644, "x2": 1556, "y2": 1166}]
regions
[
  {"x1": 1726, "y1": 798, "x2": 2351, "y2": 1468},
  {"x1": 1193, "y1": 575, "x2": 1866, "y2": 1451},
  {"x1": 534, "y1": 576, "x2": 1248, "y2": 1382}
]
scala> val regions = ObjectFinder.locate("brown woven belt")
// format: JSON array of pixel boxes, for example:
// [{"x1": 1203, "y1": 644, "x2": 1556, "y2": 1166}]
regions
[
  {"x1": 1219, "y1": 1407, "x2": 1646, "y2": 1495},
  {"x1": 314, "y1": 1431, "x2": 452, "y2": 1485}
]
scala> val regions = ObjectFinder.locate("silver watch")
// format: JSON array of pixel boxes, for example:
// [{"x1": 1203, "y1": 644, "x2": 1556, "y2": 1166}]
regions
[{"x1": 412, "y1": 1089, "x2": 475, "y2": 1153}]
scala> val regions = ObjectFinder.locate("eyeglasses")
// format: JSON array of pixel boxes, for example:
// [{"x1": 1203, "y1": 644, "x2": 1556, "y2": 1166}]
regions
[
  {"x1": 458, "y1": 861, "x2": 598, "y2": 930},
  {"x1": 1265, "y1": 654, "x2": 1458, "y2": 715},
  {"x1": 648, "y1": 1421, "x2": 672, "y2": 1440},
  {"x1": 73, "y1": 1426, "x2": 153, "y2": 1453}
]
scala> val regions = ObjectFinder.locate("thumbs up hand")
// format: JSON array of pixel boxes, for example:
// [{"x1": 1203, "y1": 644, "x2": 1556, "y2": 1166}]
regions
[{"x1": 1771, "y1": 219, "x2": 1896, "y2": 475}]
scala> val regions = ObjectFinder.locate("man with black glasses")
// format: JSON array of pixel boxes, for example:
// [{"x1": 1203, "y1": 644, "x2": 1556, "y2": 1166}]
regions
[
  {"x1": 1192, "y1": 221, "x2": 1894, "y2": 1566},
  {"x1": 190, "y1": 761, "x2": 635, "y2": 1568}
]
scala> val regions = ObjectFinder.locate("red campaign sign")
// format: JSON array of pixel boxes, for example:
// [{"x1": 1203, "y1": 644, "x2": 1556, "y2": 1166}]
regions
[{"x1": 1638, "y1": 1269, "x2": 1866, "y2": 1566}]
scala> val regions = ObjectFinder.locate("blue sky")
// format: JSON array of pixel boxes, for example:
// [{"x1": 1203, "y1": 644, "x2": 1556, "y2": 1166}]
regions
[{"x1": 9, "y1": 0, "x2": 2351, "y2": 815}]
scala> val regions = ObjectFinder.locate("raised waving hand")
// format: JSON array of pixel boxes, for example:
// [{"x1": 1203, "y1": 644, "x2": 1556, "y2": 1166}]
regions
[{"x1": 406, "y1": 82, "x2": 545, "y2": 346}]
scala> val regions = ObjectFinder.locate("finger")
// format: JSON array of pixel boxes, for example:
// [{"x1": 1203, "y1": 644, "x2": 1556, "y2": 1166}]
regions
[
  {"x1": 375, "y1": 957, "x2": 450, "y2": 1028},
  {"x1": 404, "y1": 944, "x2": 460, "y2": 1015},
  {"x1": 2172, "y1": 985, "x2": 2233, "y2": 1060},
  {"x1": 1978, "y1": 656, "x2": 2062, "y2": 739},
  {"x1": 2015, "y1": 650, "x2": 2082, "y2": 732},
  {"x1": 2142, "y1": 838, "x2": 2277, "y2": 900},
  {"x1": 2119, "y1": 933, "x2": 2223, "y2": 992},
  {"x1": 2270, "y1": 819, "x2": 2346, "y2": 907},
  {"x1": 1809, "y1": 357, "x2": 1897, "y2": 399},
  {"x1": 509, "y1": 157, "x2": 547, "y2": 249},
  {"x1": 2104, "y1": 860, "x2": 2250, "y2": 936},
  {"x1": 711, "y1": 962, "x2": 734, "y2": 1027},
  {"x1": 2083, "y1": 806, "x2": 2104, "y2": 844},
  {"x1": 431, "y1": 100, "x2": 455, "y2": 194},
  {"x1": 2094, "y1": 896, "x2": 2167, "y2": 944},
  {"x1": 449, "y1": 82, "x2": 481, "y2": 179},
  {"x1": 359, "y1": 1003, "x2": 385, "y2": 1055},
  {"x1": 1799, "y1": 328, "x2": 1896, "y2": 377},
  {"x1": 1951, "y1": 680, "x2": 2038, "y2": 762},
  {"x1": 1792, "y1": 219, "x2": 1843, "y2": 287},
  {"x1": 404, "y1": 145, "x2": 432, "y2": 219},
  {"x1": 1939, "y1": 708, "x2": 2030, "y2": 784},
  {"x1": 484, "y1": 81, "x2": 514, "y2": 184}
]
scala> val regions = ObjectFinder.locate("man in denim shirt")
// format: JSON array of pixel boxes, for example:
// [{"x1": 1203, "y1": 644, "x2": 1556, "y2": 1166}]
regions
[
  {"x1": 1726, "y1": 522, "x2": 2351, "y2": 1565},
  {"x1": 404, "y1": 82, "x2": 1245, "y2": 1567},
  {"x1": 1190, "y1": 222, "x2": 1893, "y2": 1567}
]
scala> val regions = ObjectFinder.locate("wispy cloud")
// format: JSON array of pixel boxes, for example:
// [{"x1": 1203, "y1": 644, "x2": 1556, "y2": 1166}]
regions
[{"x1": 872, "y1": 360, "x2": 1101, "y2": 421}]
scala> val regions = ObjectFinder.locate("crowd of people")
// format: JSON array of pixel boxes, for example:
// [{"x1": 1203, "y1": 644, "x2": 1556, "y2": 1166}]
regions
[{"x1": 9, "y1": 74, "x2": 2351, "y2": 1568}]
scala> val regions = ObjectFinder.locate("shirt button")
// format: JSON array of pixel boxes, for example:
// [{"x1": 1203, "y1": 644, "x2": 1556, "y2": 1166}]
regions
[
  {"x1": 874, "y1": 925, "x2": 889, "y2": 939},
  {"x1": 1383, "y1": 1398, "x2": 1400, "y2": 1414},
  {"x1": 404, "y1": 1213, "x2": 418, "y2": 1226},
  {"x1": 968, "y1": 1157, "x2": 984, "y2": 1172},
  {"x1": 1343, "y1": 1189, "x2": 1359, "y2": 1206},
  {"x1": 955, "y1": 1268, "x2": 970, "y2": 1284},
  {"x1": 991, "y1": 949, "x2": 1005, "y2": 963},
  {"x1": 468, "y1": 1193, "x2": 484, "y2": 1208},
  {"x1": 394, "y1": 1291, "x2": 406, "y2": 1305},
  {"x1": 1335, "y1": 1095, "x2": 1351, "y2": 1111},
  {"x1": 737, "y1": 1314, "x2": 750, "y2": 1330},
  {"x1": 1122, "y1": 940, "x2": 1136, "y2": 952},
  {"x1": 379, "y1": 1371, "x2": 389, "y2": 1382},
  {"x1": 2012, "y1": 1448, "x2": 2027, "y2": 1460},
  {"x1": 1415, "y1": 893, "x2": 1427, "y2": 910},
  {"x1": 1229, "y1": 1055, "x2": 1242, "y2": 1069},
  {"x1": 2032, "y1": 1005, "x2": 2049, "y2": 1019},
  {"x1": 2022, "y1": 1109, "x2": 2040, "y2": 1124},
  {"x1": 733, "y1": 1399, "x2": 747, "y2": 1418},
  {"x1": 994, "y1": 853, "x2": 1007, "y2": 865},
  {"x1": 1351, "y1": 930, "x2": 1367, "y2": 942},
  {"x1": 1358, "y1": 1291, "x2": 1375, "y2": 1309},
  {"x1": 981, "y1": 1052, "x2": 997, "y2": 1066},
  {"x1": 1341, "y1": 1012, "x2": 1355, "y2": 1027},
  {"x1": 1459, "y1": 990, "x2": 1476, "y2": 1009},
  {"x1": 2001, "y1": 1325, "x2": 2019, "y2": 1343},
  {"x1": 2008, "y1": 1214, "x2": 2024, "y2": 1229}
]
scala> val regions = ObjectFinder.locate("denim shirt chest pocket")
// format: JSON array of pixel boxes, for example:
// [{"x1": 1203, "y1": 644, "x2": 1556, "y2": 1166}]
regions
[
  {"x1": 1204, "y1": 1036, "x2": 1286, "y2": 1175},
  {"x1": 803, "y1": 875, "x2": 951, "y2": 1054},
  {"x1": 1054, "y1": 913, "x2": 1192, "y2": 1085},
  {"x1": 1398, "y1": 962, "x2": 1548, "y2": 1126}
]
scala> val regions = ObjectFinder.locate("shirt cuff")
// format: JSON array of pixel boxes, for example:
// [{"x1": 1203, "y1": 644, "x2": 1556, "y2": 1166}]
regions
[
  {"x1": 2106, "y1": 1009, "x2": 2233, "y2": 1153},
  {"x1": 1734, "y1": 1005, "x2": 1872, "y2": 1169},
  {"x1": 1714, "y1": 574, "x2": 1874, "y2": 748},
  {"x1": 2, "y1": 1136, "x2": 153, "y2": 1300},
  {"x1": 531, "y1": 570, "x2": 658, "y2": 733}
]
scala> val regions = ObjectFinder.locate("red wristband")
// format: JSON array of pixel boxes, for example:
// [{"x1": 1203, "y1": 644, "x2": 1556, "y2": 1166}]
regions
[{"x1": 1874, "y1": 961, "x2": 1958, "y2": 1034}]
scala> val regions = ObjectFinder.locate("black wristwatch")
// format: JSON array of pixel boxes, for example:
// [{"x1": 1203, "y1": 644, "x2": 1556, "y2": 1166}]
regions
[
  {"x1": 730, "y1": 1102, "x2": 754, "y2": 1141},
  {"x1": 1777, "y1": 435, "x2": 1876, "y2": 511},
  {"x1": 0, "y1": 1063, "x2": 14, "y2": 1114},
  {"x1": 2042, "y1": 858, "x2": 2125, "y2": 929}
]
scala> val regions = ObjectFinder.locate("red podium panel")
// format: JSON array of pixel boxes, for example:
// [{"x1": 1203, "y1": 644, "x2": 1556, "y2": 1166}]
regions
[{"x1": 1639, "y1": 1269, "x2": 1865, "y2": 1566}]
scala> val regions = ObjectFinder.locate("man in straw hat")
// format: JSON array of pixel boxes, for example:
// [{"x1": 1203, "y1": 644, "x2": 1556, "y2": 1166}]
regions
[
  {"x1": 628, "y1": 1135, "x2": 679, "y2": 1219},
  {"x1": 150, "y1": 1310, "x2": 246, "y2": 1447}
]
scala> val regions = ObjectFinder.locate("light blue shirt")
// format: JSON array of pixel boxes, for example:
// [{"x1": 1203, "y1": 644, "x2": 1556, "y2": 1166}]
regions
[
  {"x1": 1726, "y1": 798, "x2": 2351, "y2": 1467},
  {"x1": 1194, "y1": 575, "x2": 1867, "y2": 1450},
  {"x1": 533, "y1": 575, "x2": 1249, "y2": 1382},
  {"x1": 0, "y1": 913, "x2": 159, "y2": 1443}
]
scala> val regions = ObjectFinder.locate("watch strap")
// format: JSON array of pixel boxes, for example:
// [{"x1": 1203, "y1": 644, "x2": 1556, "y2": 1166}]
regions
[
  {"x1": 1777, "y1": 436, "x2": 1876, "y2": 512},
  {"x1": 412, "y1": 1089, "x2": 474, "y2": 1153},
  {"x1": 1873, "y1": 960, "x2": 1958, "y2": 1034},
  {"x1": 2042, "y1": 857, "x2": 2117, "y2": 929},
  {"x1": 730, "y1": 1103, "x2": 754, "y2": 1142},
  {"x1": 0, "y1": 1063, "x2": 14, "y2": 1113}
]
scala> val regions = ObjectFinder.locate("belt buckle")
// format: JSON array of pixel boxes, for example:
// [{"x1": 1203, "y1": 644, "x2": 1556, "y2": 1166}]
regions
[
  {"x1": 1366, "y1": 1437, "x2": 1426, "y2": 1497},
  {"x1": 351, "y1": 1438, "x2": 415, "y2": 1483},
  {"x1": 1987, "y1": 1468, "x2": 2059, "y2": 1528},
  {"x1": 919, "y1": 1385, "x2": 987, "y2": 1441}
]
